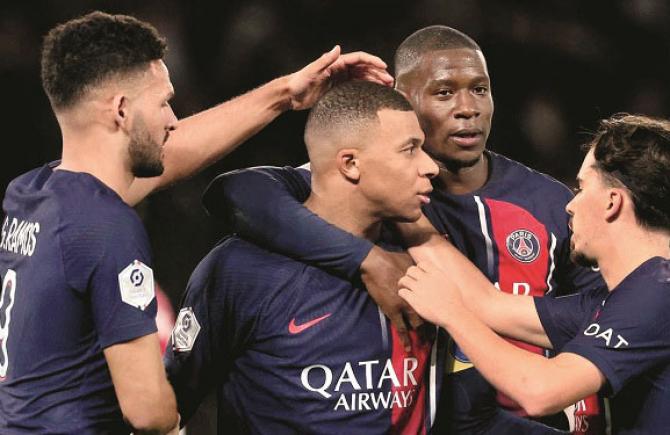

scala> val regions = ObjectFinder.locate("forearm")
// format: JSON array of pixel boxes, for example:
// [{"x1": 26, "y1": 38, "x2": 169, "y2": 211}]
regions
[
  {"x1": 127, "y1": 76, "x2": 292, "y2": 205},
  {"x1": 403, "y1": 227, "x2": 549, "y2": 347},
  {"x1": 444, "y1": 308, "x2": 589, "y2": 416},
  {"x1": 163, "y1": 76, "x2": 291, "y2": 184},
  {"x1": 105, "y1": 335, "x2": 178, "y2": 433}
]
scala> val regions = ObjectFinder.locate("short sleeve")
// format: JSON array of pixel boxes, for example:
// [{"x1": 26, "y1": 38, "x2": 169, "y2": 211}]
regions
[
  {"x1": 560, "y1": 281, "x2": 670, "y2": 395},
  {"x1": 534, "y1": 288, "x2": 604, "y2": 352},
  {"x1": 61, "y1": 206, "x2": 157, "y2": 349}
]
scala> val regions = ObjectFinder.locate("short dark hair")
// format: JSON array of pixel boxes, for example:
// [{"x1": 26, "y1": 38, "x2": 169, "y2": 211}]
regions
[
  {"x1": 41, "y1": 11, "x2": 167, "y2": 109},
  {"x1": 589, "y1": 114, "x2": 670, "y2": 232},
  {"x1": 305, "y1": 80, "x2": 413, "y2": 140},
  {"x1": 394, "y1": 25, "x2": 481, "y2": 76}
]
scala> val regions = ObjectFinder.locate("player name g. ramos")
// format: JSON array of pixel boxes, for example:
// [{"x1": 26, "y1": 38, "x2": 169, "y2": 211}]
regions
[{"x1": 0, "y1": 216, "x2": 41, "y2": 257}]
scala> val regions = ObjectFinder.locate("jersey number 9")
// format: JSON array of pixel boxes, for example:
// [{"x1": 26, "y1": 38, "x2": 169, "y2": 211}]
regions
[{"x1": 0, "y1": 269, "x2": 17, "y2": 379}]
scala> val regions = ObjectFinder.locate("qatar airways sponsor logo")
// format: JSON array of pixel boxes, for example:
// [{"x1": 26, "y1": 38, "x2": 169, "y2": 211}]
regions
[
  {"x1": 0, "y1": 216, "x2": 40, "y2": 257},
  {"x1": 301, "y1": 358, "x2": 419, "y2": 411}
]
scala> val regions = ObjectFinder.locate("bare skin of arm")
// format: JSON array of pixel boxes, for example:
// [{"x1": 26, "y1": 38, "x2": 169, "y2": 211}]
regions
[
  {"x1": 398, "y1": 260, "x2": 605, "y2": 416},
  {"x1": 104, "y1": 333, "x2": 178, "y2": 434},
  {"x1": 126, "y1": 47, "x2": 393, "y2": 206},
  {"x1": 396, "y1": 214, "x2": 550, "y2": 348}
]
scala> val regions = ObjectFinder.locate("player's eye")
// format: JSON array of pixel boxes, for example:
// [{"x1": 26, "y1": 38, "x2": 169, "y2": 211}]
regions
[
  {"x1": 435, "y1": 89, "x2": 453, "y2": 97},
  {"x1": 572, "y1": 186, "x2": 582, "y2": 195},
  {"x1": 473, "y1": 86, "x2": 488, "y2": 95}
]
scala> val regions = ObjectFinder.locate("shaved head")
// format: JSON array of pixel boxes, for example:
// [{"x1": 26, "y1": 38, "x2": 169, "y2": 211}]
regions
[
  {"x1": 304, "y1": 81, "x2": 413, "y2": 170},
  {"x1": 394, "y1": 25, "x2": 481, "y2": 79}
]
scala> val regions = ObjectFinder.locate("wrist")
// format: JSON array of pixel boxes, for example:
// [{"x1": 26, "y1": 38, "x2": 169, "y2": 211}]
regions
[
  {"x1": 360, "y1": 245, "x2": 384, "y2": 276},
  {"x1": 440, "y1": 300, "x2": 472, "y2": 331},
  {"x1": 261, "y1": 75, "x2": 293, "y2": 115}
]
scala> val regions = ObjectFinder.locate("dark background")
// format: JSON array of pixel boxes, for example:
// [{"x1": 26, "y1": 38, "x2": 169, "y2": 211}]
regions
[{"x1": 2, "y1": 0, "x2": 669, "y2": 308}]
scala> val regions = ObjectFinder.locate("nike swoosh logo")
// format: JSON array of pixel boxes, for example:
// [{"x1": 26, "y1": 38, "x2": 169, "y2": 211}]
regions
[{"x1": 288, "y1": 313, "x2": 332, "y2": 334}]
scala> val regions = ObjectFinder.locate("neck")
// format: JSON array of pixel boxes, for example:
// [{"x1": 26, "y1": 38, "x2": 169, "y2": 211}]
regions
[
  {"x1": 434, "y1": 152, "x2": 489, "y2": 195},
  {"x1": 57, "y1": 125, "x2": 134, "y2": 203},
  {"x1": 597, "y1": 227, "x2": 670, "y2": 290},
  {"x1": 304, "y1": 179, "x2": 382, "y2": 242}
]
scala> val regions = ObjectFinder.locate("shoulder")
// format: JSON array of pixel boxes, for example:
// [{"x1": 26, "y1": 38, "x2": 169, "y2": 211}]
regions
[
  {"x1": 191, "y1": 236, "x2": 311, "y2": 296},
  {"x1": 490, "y1": 151, "x2": 574, "y2": 204},
  {"x1": 611, "y1": 259, "x2": 670, "y2": 313},
  {"x1": 49, "y1": 173, "x2": 149, "y2": 272},
  {"x1": 57, "y1": 173, "x2": 144, "y2": 239}
]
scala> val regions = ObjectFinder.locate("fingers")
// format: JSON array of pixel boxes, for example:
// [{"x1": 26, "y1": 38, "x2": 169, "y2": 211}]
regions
[
  {"x1": 402, "y1": 264, "x2": 424, "y2": 281},
  {"x1": 397, "y1": 288, "x2": 415, "y2": 305},
  {"x1": 398, "y1": 275, "x2": 415, "y2": 290},
  {"x1": 326, "y1": 50, "x2": 394, "y2": 87},
  {"x1": 349, "y1": 68, "x2": 394, "y2": 87},
  {"x1": 306, "y1": 45, "x2": 342, "y2": 75},
  {"x1": 339, "y1": 51, "x2": 387, "y2": 69},
  {"x1": 388, "y1": 312, "x2": 412, "y2": 352}
]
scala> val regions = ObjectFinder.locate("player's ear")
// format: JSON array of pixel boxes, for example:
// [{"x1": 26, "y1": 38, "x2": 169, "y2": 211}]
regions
[
  {"x1": 113, "y1": 94, "x2": 130, "y2": 130},
  {"x1": 337, "y1": 148, "x2": 360, "y2": 182},
  {"x1": 605, "y1": 188, "x2": 624, "y2": 222}
]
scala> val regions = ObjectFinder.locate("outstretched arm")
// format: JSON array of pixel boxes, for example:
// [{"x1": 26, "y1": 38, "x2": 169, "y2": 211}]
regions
[
  {"x1": 126, "y1": 46, "x2": 393, "y2": 205},
  {"x1": 398, "y1": 260, "x2": 605, "y2": 417}
]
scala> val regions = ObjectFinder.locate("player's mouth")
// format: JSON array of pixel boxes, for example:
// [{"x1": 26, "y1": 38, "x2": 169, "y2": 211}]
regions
[
  {"x1": 163, "y1": 131, "x2": 170, "y2": 145},
  {"x1": 450, "y1": 128, "x2": 483, "y2": 148},
  {"x1": 417, "y1": 188, "x2": 433, "y2": 204}
]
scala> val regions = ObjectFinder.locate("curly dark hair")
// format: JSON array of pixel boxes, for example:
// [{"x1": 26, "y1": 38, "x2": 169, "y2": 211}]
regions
[
  {"x1": 394, "y1": 25, "x2": 481, "y2": 77},
  {"x1": 589, "y1": 114, "x2": 670, "y2": 232},
  {"x1": 41, "y1": 11, "x2": 167, "y2": 109}
]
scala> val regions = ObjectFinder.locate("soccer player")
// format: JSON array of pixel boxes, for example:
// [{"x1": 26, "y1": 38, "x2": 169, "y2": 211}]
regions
[
  {"x1": 0, "y1": 11, "x2": 391, "y2": 434},
  {"x1": 164, "y1": 81, "x2": 442, "y2": 433},
  {"x1": 204, "y1": 26, "x2": 603, "y2": 433},
  {"x1": 398, "y1": 114, "x2": 670, "y2": 434}
]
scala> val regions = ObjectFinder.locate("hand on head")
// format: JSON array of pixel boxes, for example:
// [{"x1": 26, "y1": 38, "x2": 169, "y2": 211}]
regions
[{"x1": 286, "y1": 45, "x2": 394, "y2": 111}]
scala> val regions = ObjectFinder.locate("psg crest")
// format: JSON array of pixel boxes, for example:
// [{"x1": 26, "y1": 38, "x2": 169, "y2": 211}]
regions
[{"x1": 506, "y1": 229, "x2": 541, "y2": 263}]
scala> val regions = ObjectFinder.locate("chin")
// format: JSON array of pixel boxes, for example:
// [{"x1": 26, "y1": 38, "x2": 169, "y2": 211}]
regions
[
  {"x1": 439, "y1": 151, "x2": 484, "y2": 171},
  {"x1": 570, "y1": 248, "x2": 598, "y2": 269},
  {"x1": 396, "y1": 210, "x2": 422, "y2": 223}
]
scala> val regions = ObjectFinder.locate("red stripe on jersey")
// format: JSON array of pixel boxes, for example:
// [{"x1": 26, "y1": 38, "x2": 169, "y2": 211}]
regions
[
  {"x1": 573, "y1": 395, "x2": 605, "y2": 434},
  {"x1": 484, "y1": 198, "x2": 550, "y2": 414},
  {"x1": 389, "y1": 327, "x2": 431, "y2": 435}
]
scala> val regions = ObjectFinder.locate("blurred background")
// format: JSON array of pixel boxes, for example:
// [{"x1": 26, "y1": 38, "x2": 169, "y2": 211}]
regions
[{"x1": 2, "y1": 0, "x2": 669, "y2": 431}]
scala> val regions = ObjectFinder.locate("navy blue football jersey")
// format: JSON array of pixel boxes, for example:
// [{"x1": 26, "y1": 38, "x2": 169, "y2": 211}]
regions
[
  {"x1": 164, "y1": 236, "x2": 441, "y2": 434},
  {"x1": 535, "y1": 257, "x2": 670, "y2": 434},
  {"x1": 0, "y1": 163, "x2": 158, "y2": 433}
]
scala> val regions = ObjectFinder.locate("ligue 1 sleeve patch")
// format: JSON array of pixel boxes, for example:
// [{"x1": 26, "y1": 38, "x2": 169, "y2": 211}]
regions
[
  {"x1": 118, "y1": 260, "x2": 155, "y2": 311},
  {"x1": 172, "y1": 307, "x2": 201, "y2": 352}
]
